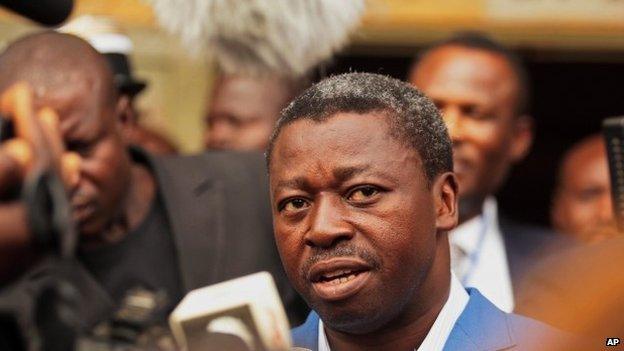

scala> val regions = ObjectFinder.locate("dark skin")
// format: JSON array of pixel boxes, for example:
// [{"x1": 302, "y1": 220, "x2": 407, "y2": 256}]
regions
[
  {"x1": 409, "y1": 45, "x2": 533, "y2": 223},
  {"x1": 119, "y1": 95, "x2": 178, "y2": 155},
  {"x1": 552, "y1": 134, "x2": 615, "y2": 242},
  {"x1": 0, "y1": 33, "x2": 155, "y2": 279},
  {"x1": 204, "y1": 75, "x2": 293, "y2": 151},
  {"x1": 269, "y1": 112, "x2": 458, "y2": 351}
]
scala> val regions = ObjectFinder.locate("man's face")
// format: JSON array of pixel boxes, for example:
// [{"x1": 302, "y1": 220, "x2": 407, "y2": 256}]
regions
[
  {"x1": 552, "y1": 137, "x2": 614, "y2": 242},
  {"x1": 270, "y1": 113, "x2": 457, "y2": 333},
  {"x1": 36, "y1": 78, "x2": 131, "y2": 238},
  {"x1": 409, "y1": 46, "x2": 532, "y2": 213},
  {"x1": 204, "y1": 76, "x2": 289, "y2": 151}
]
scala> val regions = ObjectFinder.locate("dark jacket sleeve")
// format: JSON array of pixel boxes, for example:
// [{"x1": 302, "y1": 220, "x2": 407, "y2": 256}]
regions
[{"x1": 150, "y1": 151, "x2": 308, "y2": 325}]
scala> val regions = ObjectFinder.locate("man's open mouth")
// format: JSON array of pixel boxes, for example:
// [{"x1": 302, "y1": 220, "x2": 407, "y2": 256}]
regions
[{"x1": 308, "y1": 258, "x2": 373, "y2": 301}]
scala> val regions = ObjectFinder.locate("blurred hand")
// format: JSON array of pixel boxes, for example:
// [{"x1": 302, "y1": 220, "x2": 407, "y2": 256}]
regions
[
  {"x1": 582, "y1": 222, "x2": 621, "y2": 244},
  {"x1": 0, "y1": 82, "x2": 80, "y2": 198}
]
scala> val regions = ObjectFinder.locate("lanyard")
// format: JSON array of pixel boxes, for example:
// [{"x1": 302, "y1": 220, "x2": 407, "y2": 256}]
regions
[{"x1": 460, "y1": 211, "x2": 489, "y2": 286}]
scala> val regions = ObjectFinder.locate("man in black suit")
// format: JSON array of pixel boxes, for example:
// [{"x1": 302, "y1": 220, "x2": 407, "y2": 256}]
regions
[
  {"x1": 408, "y1": 32, "x2": 566, "y2": 312},
  {"x1": 0, "y1": 31, "x2": 304, "y2": 337}
]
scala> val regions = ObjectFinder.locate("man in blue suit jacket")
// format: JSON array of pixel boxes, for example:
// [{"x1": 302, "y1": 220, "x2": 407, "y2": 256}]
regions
[{"x1": 266, "y1": 73, "x2": 579, "y2": 350}]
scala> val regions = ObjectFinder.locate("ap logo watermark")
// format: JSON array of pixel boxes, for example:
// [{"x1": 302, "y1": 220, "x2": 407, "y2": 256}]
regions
[{"x1": 607, "y1": 337, "x2": 621, "y2": 346}]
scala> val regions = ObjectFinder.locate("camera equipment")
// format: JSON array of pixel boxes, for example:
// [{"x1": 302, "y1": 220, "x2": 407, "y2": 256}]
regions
[{"x1": 602, "y1": 116, "x2": 624, "y2": 231}]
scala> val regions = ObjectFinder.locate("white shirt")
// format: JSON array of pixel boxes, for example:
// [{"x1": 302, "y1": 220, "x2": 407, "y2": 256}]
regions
[
  {"x1": 449, "y1": 197, "x2": 514, "y2": 312},
  {"x1": 317, "y1": 274, "x2": 469, "y2": 351}
]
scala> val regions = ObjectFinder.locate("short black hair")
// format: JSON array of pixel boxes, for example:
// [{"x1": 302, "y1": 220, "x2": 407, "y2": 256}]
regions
[
  {"x1": 0, "y1": 31, "x2": 118, "y2": 107},
  {"x1": 411, "y1": 31, "x2": 531, "y2": 116},
  {"x1": 266, "y1": 72, "x2": 453, "y2": 184}
]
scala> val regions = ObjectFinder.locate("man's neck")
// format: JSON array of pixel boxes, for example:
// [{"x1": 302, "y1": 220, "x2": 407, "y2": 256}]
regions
[
  {"x1": 324, "y1": 309, "x2": 439, "y2": 351},
  {"x1": 82, "y1": 163, "x2": 156, "y2": 249},
  {"x1": 121, "y1": 163, "x2": 156, "y2": 231}
]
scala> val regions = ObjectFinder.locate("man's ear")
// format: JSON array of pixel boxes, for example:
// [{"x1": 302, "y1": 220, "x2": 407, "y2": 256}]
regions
[
  {"x1": 434, "y1": 172, "x2": 459, "y2": 232},
  {"x1": 114, "y1": 95, "x2": 137, "y2": 143},
  {"x1": 116, "y1": 95, "x2": 136, "y2": 127},
  {"x1": 510, "y1": 114, "x2": 534, "y2": 162}
]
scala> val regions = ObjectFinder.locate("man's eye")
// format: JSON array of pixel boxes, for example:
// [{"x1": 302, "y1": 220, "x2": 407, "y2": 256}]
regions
[
  {"x1": 280, "y1": 198, "x2": 310, "y2": 212},
  {"x1": 348, "y1": 186, "x2": 380, "y2": 202},
  {"x1": 67, "y1": 141, "x2": 93, "y2": 155},
  {"x1": 577, "y1": 188, "x2": 604, "y2": 202}
]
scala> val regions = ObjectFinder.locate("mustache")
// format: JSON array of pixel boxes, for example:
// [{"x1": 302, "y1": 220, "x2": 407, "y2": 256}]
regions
[{"x1": 300, "y1": 242, "x2": 381, "y2": 280}]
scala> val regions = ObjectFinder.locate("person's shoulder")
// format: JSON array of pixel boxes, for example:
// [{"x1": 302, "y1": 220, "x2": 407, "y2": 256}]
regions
[
  {"x1": 505, "y1": 313, "x2": 590, "y2": 350},
  {"x1": 154, "y1": 150, "x2": 266, "y2": 173},
  {"x1": 149, "y1": 150, "x2": 268, "y2": 189},
  {"x1": 498, "y1": 216, "x2": 576, "y2": 259},
  {"x1": 451, "y1": 288, "x2": 585, "y2": 350},
  {"x1": 515, "y1": 236, "x2": 624, "y2": 337},
  {"x1": 498, "y1": 216, "x2": 560, "y2": 242},
  {"x1": 506, "y1": 313, "x2": 573, "y2": 341}
]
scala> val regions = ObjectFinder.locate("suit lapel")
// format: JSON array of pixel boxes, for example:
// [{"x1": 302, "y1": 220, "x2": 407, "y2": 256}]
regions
[
  {"x1": 445, "y1": 288, "x2": 516, "y2": 351},
  {"x1": 149, "y1": 154, "x2": 227, "y2": 292}
]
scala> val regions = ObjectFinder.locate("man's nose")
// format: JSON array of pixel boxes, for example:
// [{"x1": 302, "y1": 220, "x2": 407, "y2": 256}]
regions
[
  {"x1": 206, "y1": 121, "x2": 231, "y2": 149},
  {"x1": 441, "y1": 106, "x2": 465, "y2": 143},
  {"x1": 305, "y1": 196, "x2": 354, "y2": 248}
]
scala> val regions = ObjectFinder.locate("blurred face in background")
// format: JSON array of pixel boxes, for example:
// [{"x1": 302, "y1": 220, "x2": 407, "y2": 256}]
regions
[
  {"x1": 204, "y1": 75, "x2": 293, "y2": 151},
  {"x1": 552, "y1": 135, "x2": 614, "y2": 242},
  {"x1": 36, "y1": 75, "x2": 132, "y2": 239},
  {"x1": 409, "y1": 45, "x2": 532, "y2": 221}
]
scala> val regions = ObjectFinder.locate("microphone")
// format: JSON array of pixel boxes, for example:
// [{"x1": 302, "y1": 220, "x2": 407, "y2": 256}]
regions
[
  {"x1": 0, "y1": 0, "x2": 74, "y2": 26},
  {"x1": 146, "y1": 0, "x2": 365, "y2": 76},
  {"x1": 169, "y1": 272, "x2": 292, "y2": 351}
]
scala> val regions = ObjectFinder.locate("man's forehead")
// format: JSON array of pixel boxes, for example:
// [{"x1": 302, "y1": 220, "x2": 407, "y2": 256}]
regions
[
  {"x1": 60, "y1": 110, "x2": 102, "y2": 141},
  {"x1": 31, "y1": 81, "x2": 106, "y2": 140},
  {"x1": 211, "y1": 78, "x2": 286, "y2": 119},
  {"x1": 415, "y1": 46, "x2": 518, "y2": 96},
  {"x1": 563, "y1": 142, "x2": 608, "y2": 181},
  {"x1": 274, "y1": 113, "x2": 389, "y2": 156},
  {"x1": 270, "y1": 113, "x2": 422, "y2": 181}
]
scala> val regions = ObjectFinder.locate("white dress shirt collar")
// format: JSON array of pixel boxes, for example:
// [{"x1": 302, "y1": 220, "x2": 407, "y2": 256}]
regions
[
  {"x1": 451, "y1": 197, "x2": 498, "y2": 255},
  {"x1": 449, "y1": 197, "x2": 515, "y2": 312},
  {"x1": 317, "y1": 273, "x2": 469, "y2": 351}
]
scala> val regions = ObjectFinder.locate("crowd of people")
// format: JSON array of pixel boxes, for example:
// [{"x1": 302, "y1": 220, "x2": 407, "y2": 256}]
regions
[{"x1": 0, "y1": 12, "x2": 621, "y2": 351}]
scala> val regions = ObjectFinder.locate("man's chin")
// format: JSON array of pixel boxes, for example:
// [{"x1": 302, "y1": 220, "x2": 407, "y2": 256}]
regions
[
  {"x1": 317, "y1": 303, "x2": 391, "y2": 335},
  {"x1": 77, "y1": 219, "x2": 107, "y2": 243}
]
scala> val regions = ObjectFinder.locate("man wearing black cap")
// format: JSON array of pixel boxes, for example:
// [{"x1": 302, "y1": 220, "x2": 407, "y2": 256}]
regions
[{"x1": 59, "y1": 15, "x2": 178, "y2": 155}]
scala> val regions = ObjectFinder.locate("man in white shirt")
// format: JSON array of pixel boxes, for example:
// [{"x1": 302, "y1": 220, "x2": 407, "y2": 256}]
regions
[
  {"x1": 267, "y1": 72, "x2": 573, "y2": 350},
  {"x1": 409, "y1": 32, "x2": 566, "y2": 312}
]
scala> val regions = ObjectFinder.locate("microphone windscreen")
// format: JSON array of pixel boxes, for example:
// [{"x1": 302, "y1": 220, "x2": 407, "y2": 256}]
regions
[
  {"x1": 146, "y1": 0, "x2": 365, "y2": 77},
  {"x1": 0, "y1": 0, "x2": 73, "y2": 26}
]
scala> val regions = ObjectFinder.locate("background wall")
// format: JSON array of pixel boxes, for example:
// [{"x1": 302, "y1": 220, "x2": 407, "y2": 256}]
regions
[{"x1": 0, "y1": 0, "x2": 623, "y2": 225}]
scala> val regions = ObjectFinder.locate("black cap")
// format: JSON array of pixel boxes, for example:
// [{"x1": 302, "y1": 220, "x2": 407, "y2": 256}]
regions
[{"x1": 103, "y1": 53, "x2": 147, "y2": 97}]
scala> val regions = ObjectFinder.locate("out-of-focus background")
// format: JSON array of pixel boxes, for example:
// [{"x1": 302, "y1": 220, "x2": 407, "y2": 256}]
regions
[{"x1": 1, "y1": 0, "x2": 623, "y2": 226}]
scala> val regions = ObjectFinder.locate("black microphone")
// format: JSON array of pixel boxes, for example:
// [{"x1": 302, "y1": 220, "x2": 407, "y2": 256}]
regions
[{"x1": 0, "y1": 0, "x2": 73, "y2": 26}]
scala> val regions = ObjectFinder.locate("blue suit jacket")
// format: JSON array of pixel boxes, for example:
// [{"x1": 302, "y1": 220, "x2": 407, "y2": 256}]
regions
[{"x1": 291, "y1": 288, "x2": 577, "y2": 351}]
